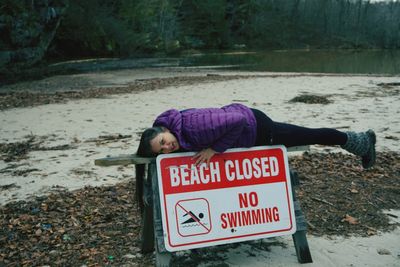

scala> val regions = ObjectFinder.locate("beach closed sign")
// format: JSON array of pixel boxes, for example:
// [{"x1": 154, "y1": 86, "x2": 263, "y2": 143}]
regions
[{"x1": 156, "y1": 145, "x2": 296, "y2": 252}]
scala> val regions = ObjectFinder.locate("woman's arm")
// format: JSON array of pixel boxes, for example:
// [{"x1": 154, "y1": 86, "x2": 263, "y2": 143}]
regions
[{"x1": 192, "y1": 148, "x2": 217, "y2": 166}]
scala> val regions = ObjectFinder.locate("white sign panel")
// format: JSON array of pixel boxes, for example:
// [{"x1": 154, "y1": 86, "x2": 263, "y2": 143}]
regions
[{"x1": 156, "y1": 146, "x2": 296, "y2": 252}]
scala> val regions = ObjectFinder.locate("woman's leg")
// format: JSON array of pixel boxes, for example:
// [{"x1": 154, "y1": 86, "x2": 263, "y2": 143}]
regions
[
  {"x1": 271, "y1": 122, "x2": 347, "y2": 147},
  {"x1": 251, "y1": 108, "x2": 274, "y2": 146},
  {"x1": 271, "y1": 121, "x2": 376, "y2": 169},
  {"x1": 250, "y1": 108, "x2": 375, "y2": 168}
]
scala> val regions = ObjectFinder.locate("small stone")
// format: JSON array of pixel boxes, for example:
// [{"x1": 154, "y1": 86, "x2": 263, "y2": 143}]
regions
[
  {"x1": 35, "y1": 229, "x2": 42, "y2": 236},
  {"x1": 62, "y1": 234, "x2": 71, "y2": 241},
  {"x1": 377, "y1": 248, "x2": 391, "y2": 255},
  {"x1": 123, "y1": 254, "x2": 136, "y2": 259},
  {"x1": 131, "y1": 247, "x2": 141, "y2": 253},
  {"x1": 49, "y1": 250, "x2": 58, "y2": 255}
]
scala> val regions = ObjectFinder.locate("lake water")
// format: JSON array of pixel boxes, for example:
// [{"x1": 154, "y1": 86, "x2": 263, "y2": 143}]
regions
[
  {"x1": 48, "y1": 50, "x2": 400, "y2": 75},
  {"x1": 178, "y1": 50, "x2": 400, "y2": 75}
]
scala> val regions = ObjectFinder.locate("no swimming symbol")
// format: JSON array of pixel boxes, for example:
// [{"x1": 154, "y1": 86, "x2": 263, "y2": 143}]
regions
[{"x1": 175, "y1": 198, "x2": 212, "y2": 237}]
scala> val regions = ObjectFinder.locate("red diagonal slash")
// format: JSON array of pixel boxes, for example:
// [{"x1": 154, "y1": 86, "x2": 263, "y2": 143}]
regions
[{"x1": 177, "y1": 202, "x2": 210, "y2": 232}]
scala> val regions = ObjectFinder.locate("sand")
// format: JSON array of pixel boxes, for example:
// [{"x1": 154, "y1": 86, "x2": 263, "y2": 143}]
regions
[{"x1": 0, "y1": 68, "x2": 399, "y2": 266}]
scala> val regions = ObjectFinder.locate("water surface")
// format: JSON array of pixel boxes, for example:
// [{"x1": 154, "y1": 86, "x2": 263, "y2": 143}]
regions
[{"x1": 179, "y1": 50, "x2": 400, "y2": 74}]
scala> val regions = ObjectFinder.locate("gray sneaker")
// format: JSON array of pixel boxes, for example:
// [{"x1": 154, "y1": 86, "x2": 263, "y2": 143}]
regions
[{"x1": 361, "y1": 130, "x2": 376, "y2": 169}]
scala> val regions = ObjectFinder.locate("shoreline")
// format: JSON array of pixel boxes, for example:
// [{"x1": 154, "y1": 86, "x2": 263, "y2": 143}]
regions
[{"x1": 0, "y1": 68, "x2": 398, "y2": 111}]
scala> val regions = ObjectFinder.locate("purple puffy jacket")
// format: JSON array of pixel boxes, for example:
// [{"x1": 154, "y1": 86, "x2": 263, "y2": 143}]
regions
[{"x1": 153, "y1": 103, "x2": 257, "y2": 153}]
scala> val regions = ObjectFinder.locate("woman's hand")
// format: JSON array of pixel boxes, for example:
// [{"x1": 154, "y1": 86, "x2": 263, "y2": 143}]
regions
[{"x1": 192, "y1": 148, "x2": 217, "y2": 166}]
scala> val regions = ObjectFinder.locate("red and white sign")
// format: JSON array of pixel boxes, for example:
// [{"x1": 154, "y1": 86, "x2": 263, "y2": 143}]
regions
[{"x1": 156, "y1": 145, "x2": 296, "y2": 252}]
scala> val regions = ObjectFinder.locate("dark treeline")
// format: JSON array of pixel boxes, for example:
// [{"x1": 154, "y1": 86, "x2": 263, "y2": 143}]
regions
[
  {"x1": 51, "y1": 0, "x2": 400, "y2": 58},
  {"x1": 1, "y1": 0, "x2": 400, "y2": 68}
]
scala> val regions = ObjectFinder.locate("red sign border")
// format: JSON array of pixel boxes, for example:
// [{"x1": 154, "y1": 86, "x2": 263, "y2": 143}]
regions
[{"x1": 156, "y1": 145, "x2": 295, "y2": 251}]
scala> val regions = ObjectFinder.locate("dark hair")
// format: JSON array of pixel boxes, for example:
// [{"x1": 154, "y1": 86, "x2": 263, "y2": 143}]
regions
[{"x1": 135, "y1": 126, "x2": 165, "y2": 213}]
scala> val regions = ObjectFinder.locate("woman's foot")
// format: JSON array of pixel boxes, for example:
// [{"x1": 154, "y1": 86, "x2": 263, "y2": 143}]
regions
[
  {"x1": 341, "y1": 130, "x2": 376, "y2": 169},
  {"x1": 361, "y1": 130, "x2": 376, "y2": 169}
]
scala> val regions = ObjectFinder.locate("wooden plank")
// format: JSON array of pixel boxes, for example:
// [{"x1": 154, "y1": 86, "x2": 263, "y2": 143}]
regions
[
  {"x1": 94, "y1": 155, "x2": 155, "y2": 166},
  {"x1": 292, "y1": 230, "x2": 313, "y2": 263},
  {"x1": 94, "y1": 146, "x2": 310, "y2": 167},
  {"x1": 290, "y1": 170, "x2": 313, "y2": 263},
  {"x1": 287, "y1": 145, "x2": 310, "y2": 152},
  {"x1": 140, "y1": 204, "x2": 155, "y2": 253},
  {"x1": 150, "y1": 162, "x2": 173, "y2": 266}
]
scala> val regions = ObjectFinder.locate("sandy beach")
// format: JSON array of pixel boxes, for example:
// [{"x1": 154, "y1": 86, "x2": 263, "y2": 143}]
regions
[{"x1": 0, "y1": 68, "x2": 399, "y2": 266}]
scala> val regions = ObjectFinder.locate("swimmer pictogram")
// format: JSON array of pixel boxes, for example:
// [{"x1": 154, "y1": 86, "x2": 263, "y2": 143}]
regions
[
  {"x1": 182, "y1": 211, "x2": 204, "y2": 224},
  {"x1": 175, "y1": 198, "x2": 212, "y2": 237}
]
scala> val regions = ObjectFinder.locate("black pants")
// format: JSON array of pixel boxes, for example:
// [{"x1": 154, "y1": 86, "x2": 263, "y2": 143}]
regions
[{"x1": 251, "y1": 109, "x2": 347, "y2": 147}]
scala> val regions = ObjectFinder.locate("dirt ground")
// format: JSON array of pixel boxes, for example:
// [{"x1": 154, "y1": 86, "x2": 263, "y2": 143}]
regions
[{"x1": 1, "y1": 151, "x2": 399, "y2": 266}]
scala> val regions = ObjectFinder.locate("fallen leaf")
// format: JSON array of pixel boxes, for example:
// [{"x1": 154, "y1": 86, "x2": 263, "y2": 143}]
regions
[
  {"x1": 342, "y1": 214, "x2": 359, "y2": 225},
  {"x1": 367, "y1": 229, "x2": 376, "y2": 236}
]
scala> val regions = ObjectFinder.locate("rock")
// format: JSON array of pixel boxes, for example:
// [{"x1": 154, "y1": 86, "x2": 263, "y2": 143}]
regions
[
  {"x1": 377, "y1": 248, "x2": 391, "y2": 255},
  {"x1": 35, "y1": 229, "x2": 42, "y2": 236},
  {"x1": 0, "y1": 0, "x2": 68, "y2": 71},
  {"x1": 123, "y1": 254, "x2": 136, "y2": 259}
]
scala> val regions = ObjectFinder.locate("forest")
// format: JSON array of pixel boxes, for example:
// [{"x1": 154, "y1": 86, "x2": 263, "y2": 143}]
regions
[{"x1": 1, "y1": 0, "x2": 400, "y2": 70}]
